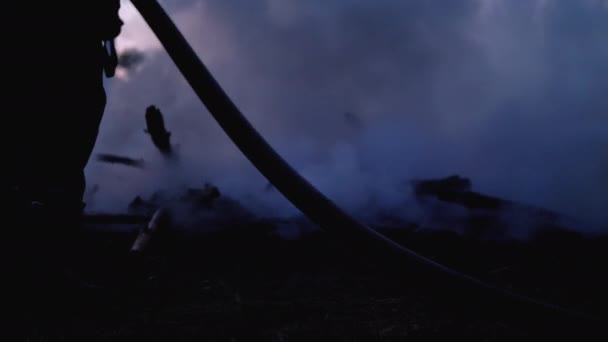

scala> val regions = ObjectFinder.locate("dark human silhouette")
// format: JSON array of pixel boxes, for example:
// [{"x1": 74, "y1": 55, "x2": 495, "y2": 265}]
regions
[
  {"x1": 4, "y1": 2, "x2": 123, "y2": 224},
  {"x1": 1, "y1": 3, "x2": 125, "y2": 319}
]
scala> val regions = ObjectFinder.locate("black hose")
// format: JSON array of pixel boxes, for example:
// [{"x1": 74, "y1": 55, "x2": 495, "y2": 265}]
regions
[{"x1": 130, "y1": 0, "x2": 604, "y2": 335}]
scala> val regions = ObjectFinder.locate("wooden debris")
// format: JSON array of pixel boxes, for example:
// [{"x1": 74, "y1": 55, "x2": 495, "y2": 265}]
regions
[
  {"x1": 412, "y1": 175, "x2": 505, "y2": 210},
  {"x1": 411, "y1": 175, "x2": 567, "y2": 231},
  {"x1": 145, "y1": 105, "x2": 172, "y2": 155},
  {"x1": 180, "y1": 183, "x2": 220, "y2": 208},
  {"x1": 413, "y1": 175, "x2": 472, "y2": 198},
  {"x1": 96, "y1": 153, "x2": 145, "y2": 168},
  {"x1": 128, "y1": 195, "x2": 158, "y2": 215},
  {"x1": 130, "y1": 207, "x2": 170, "y2": 255}
]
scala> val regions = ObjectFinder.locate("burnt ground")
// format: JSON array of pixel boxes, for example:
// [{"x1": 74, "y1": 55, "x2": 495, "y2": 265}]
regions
[{"x1": 2, "y1": 223, "x2": 608, "y2": 341}]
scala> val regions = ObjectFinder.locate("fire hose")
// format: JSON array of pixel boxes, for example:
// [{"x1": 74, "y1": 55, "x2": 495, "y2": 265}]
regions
[{"x1": 129, "y1": 0, "x2": 603, "y2": 335}]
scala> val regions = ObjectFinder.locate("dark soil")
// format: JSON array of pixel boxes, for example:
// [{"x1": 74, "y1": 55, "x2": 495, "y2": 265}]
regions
[{"x1": 2, "y1": 223, "x2": 607, "y2": 341}]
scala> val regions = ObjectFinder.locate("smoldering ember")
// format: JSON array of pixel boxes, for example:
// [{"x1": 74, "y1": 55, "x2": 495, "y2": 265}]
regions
[{"x1": 6, "y1": 1, "x2": 608, "y2": 341}]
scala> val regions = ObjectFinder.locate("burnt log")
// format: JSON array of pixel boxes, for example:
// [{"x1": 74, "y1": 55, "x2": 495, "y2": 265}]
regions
[
  {"x1": 412, "y1": 175, "x2": 565, "y2": 228},
  {"x1": 412, "y1": 175, "x2": 505, "y2": 210},
  {"x1": 413, "y1": 175, "x2": 472, "y2": 197}
]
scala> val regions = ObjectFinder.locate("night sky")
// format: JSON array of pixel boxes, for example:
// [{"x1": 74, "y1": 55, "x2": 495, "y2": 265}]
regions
[{"x1": 86, "y1": 0, "x2": 608, "y2": 233}]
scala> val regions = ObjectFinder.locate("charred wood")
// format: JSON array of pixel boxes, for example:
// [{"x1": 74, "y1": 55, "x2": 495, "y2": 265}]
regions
[
  {"x1": 145, "y1": 105, "x2": 172, "y2": 155},
  {"x1": 96, "y1": 153, "x2": 145, "y2": 168}
]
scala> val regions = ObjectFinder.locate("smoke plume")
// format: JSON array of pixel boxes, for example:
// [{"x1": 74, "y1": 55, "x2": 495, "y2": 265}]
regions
[{"x1": 86, "y1": 0, "x2": 608, "y2": 233}]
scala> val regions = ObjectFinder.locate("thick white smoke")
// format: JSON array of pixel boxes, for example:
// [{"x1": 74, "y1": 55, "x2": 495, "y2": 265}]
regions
[{"x1": 86, "y1": 0, "x2": 608, "y2": 232}]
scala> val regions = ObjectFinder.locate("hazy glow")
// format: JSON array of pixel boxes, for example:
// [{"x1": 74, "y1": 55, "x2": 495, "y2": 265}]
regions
[{"x1": 115, "y1": 1, "x2": 162, "y2": 54}]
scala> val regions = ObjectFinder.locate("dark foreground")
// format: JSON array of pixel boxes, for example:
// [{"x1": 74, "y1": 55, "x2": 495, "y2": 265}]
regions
[{"x1": 3, "y1": 224, "x2": 608, "y2": 341}]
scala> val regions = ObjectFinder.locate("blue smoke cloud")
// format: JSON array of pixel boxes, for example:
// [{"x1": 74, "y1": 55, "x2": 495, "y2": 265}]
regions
[{"x1": 87, "y1": 0, "x2": 608, "y2": 233}]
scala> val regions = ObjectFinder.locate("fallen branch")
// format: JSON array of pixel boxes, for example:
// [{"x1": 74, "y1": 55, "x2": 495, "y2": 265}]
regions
[{"x1": 130, "y1": 208, "x2": 170, "y2": 255}]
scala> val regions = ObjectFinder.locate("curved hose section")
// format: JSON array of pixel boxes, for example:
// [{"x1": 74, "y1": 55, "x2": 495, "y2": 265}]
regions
[{"x1": 130, "y1": 0, "x2": 602, "y2": 331}]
